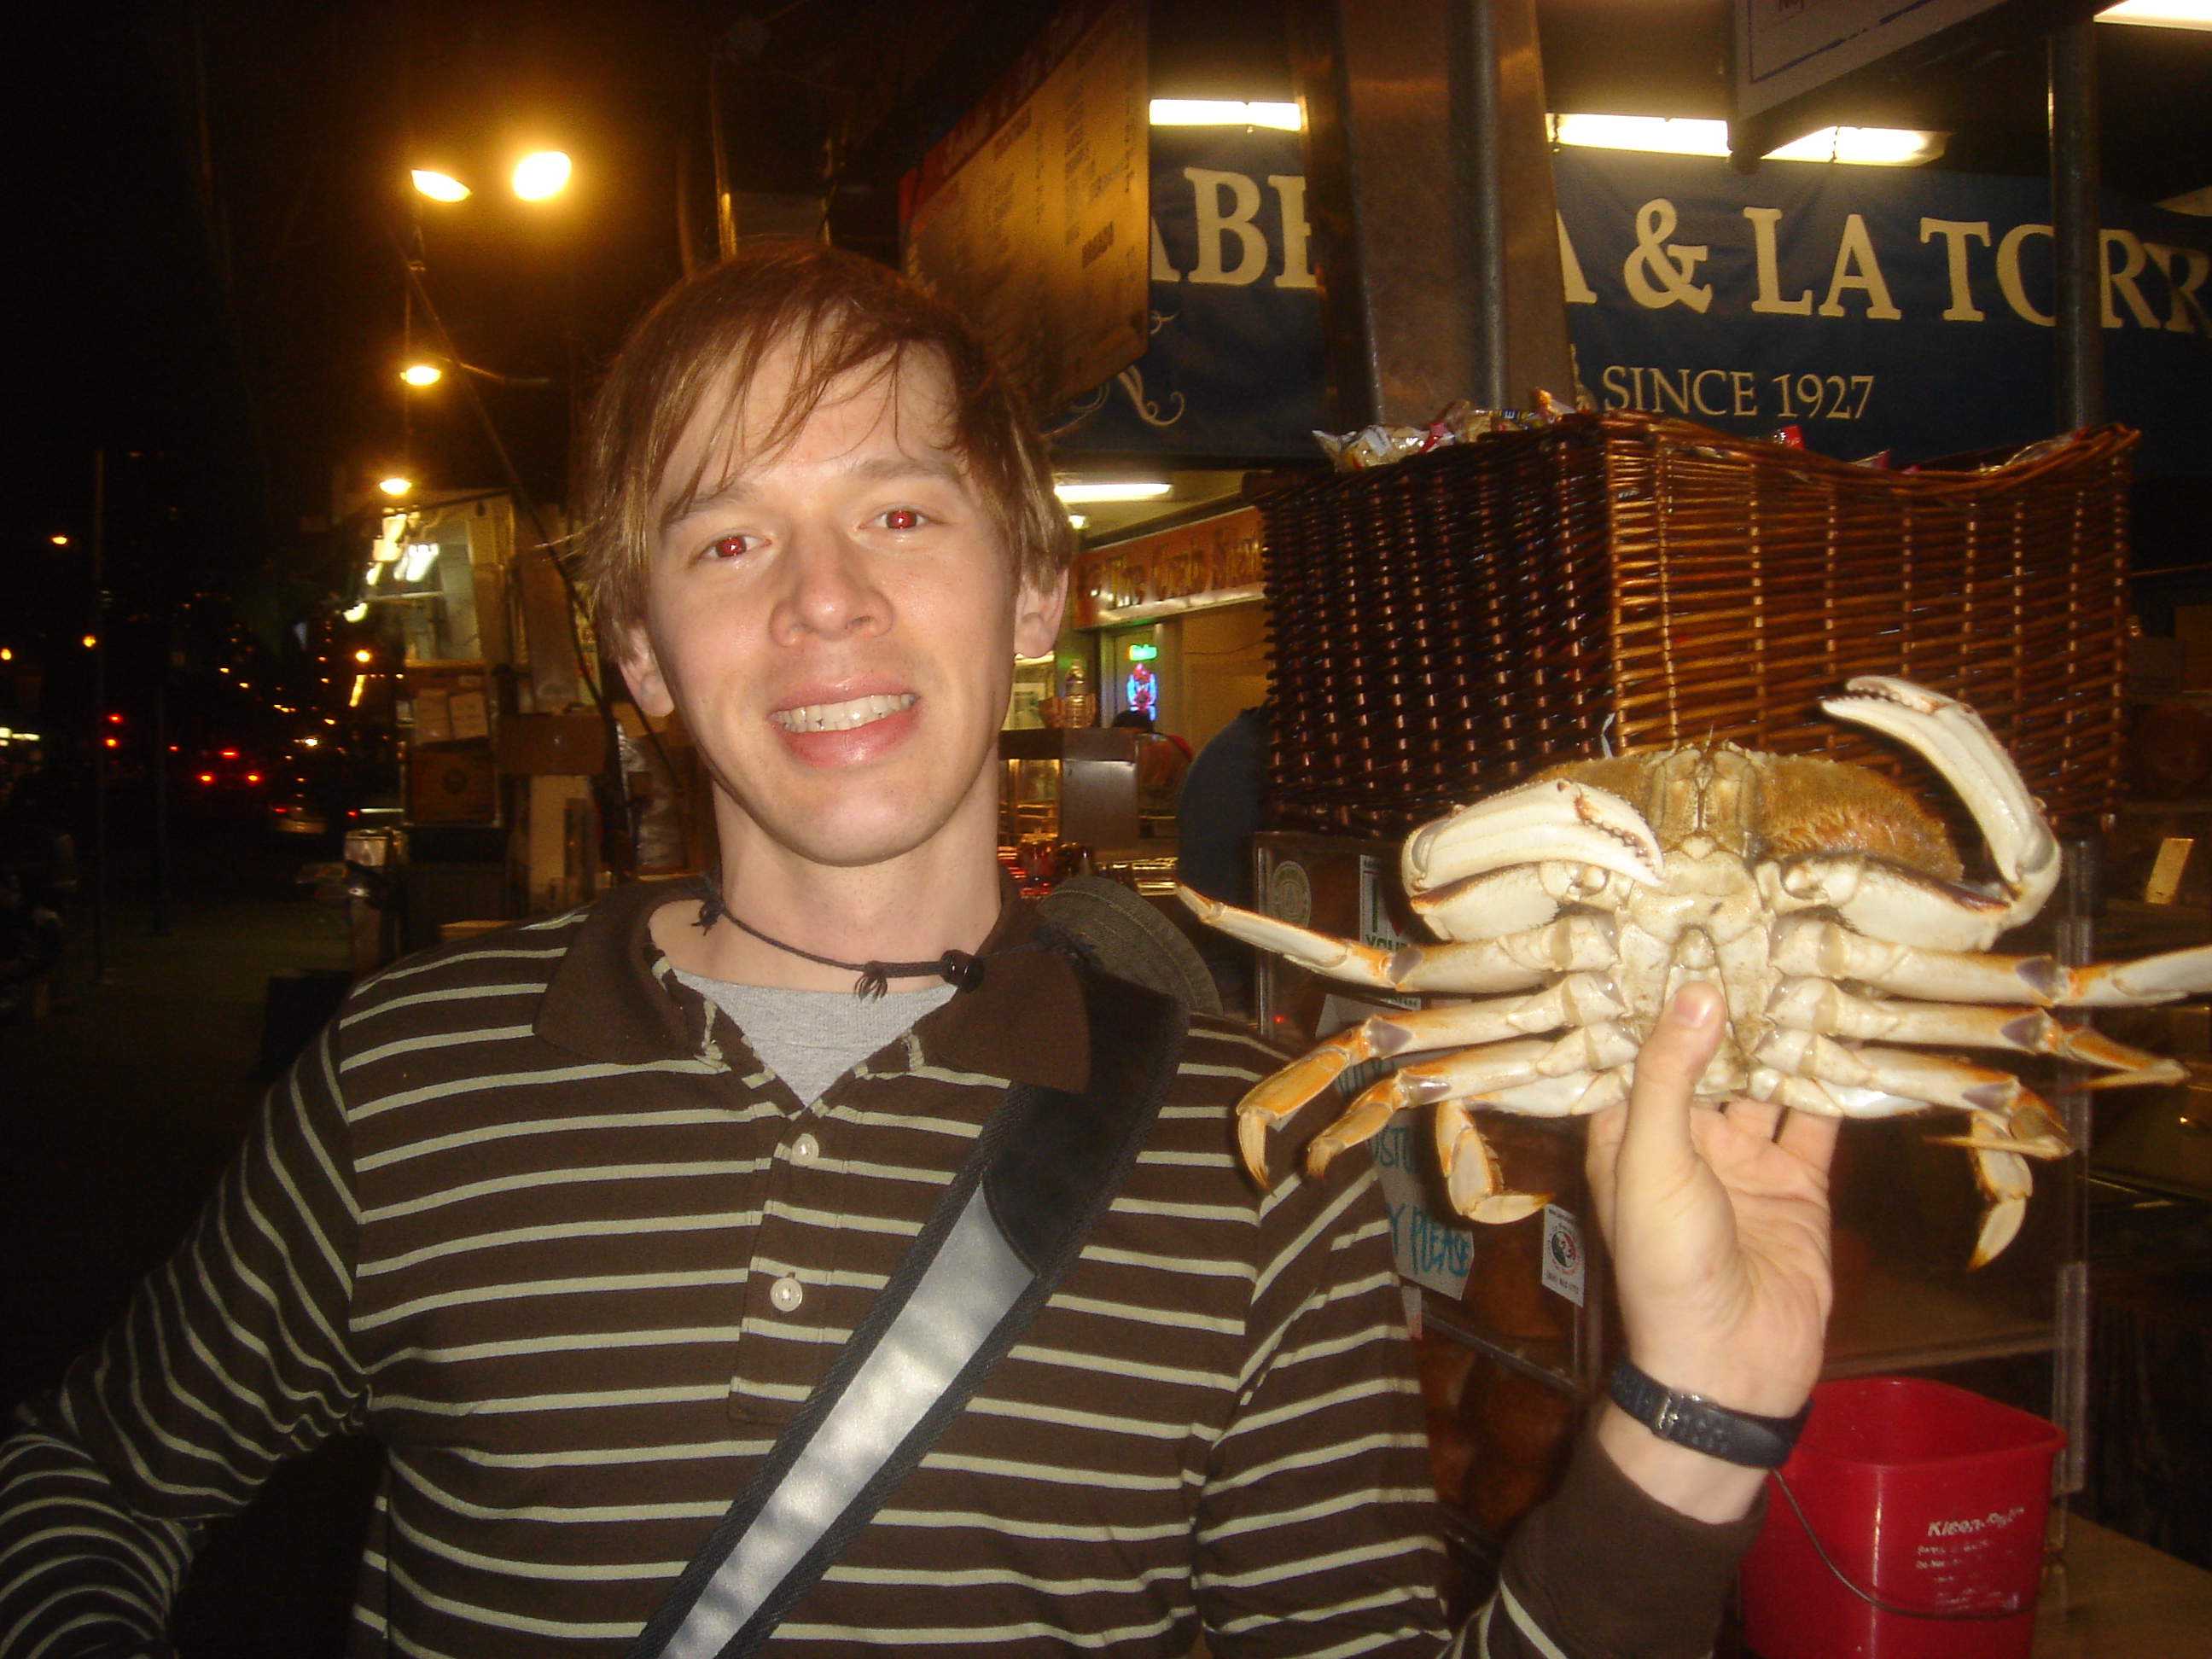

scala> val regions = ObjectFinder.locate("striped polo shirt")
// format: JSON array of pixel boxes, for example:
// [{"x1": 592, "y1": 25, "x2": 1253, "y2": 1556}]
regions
[{"x1": 0, "y1": 880, "x2": 1458, "y2": 1656}]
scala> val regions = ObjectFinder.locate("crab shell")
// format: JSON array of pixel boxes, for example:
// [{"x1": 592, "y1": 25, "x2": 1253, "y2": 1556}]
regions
[{"x1": 1183, "y1": 677, "x2": 2212, "y2": 1266}]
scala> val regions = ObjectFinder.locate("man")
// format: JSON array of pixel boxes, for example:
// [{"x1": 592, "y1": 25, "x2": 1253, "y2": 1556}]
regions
[{"x1": 0, "y1": 245, "x2": 1834, "y2": 1656}]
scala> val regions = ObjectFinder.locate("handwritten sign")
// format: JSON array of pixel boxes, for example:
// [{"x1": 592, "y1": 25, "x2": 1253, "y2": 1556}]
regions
[
  {"x1": 901, "y1": 0, "x2": 1148, "y2": 415},
  {"x1": 1372, "y1": 1116, "x2": 1476, "y2": 1299}
]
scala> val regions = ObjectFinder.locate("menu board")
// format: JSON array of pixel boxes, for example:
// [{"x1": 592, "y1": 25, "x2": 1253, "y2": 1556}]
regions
[
  {"x1": 902, "y1": 0, "x2": 1148, "y2": 414},
  {"x1": 1735, "y1": 0, "x2": 2010, "y2": 119}
]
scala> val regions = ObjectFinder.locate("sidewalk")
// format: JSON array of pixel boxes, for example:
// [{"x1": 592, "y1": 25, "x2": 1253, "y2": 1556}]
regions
[{"x1": 1, "y1": 882, "x2": 380, "y2": 1657}]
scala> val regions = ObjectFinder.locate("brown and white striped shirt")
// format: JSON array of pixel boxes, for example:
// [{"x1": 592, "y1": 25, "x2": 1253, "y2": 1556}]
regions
[{"x1": 0, "y1": 881, "x2": 1755, "y2": 1658}]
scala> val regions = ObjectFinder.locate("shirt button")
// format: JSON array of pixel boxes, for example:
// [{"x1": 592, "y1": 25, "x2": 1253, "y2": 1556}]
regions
[
  {"x1": 790, "y1": 1132, "x2": 820, "y2": 1163},
  {"x1": 769, "y1": 1275, "x2": 805, "y2": 1313}
]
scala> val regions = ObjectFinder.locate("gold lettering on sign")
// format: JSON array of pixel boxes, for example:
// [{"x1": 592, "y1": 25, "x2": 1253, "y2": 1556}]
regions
[
  {"x1": 1559, "y1": 212, "x2": 1599, "y2": 305},
  {"x1": 2103, "y1": 230, "x2": 2163, "y2": 329},
  {"x1": 1818, "y1": 214, "x2": 1902, "y2": 319},
  {"x1": 1743, "y1": 207, "x2": 1813, "y2": 315},
  {"x1": 2145, "y1": 243, "x2": 2212, "y2": 335},
  {"x1": 1624, "y1": 199, "x2": 1713, "y2": 312},
  {"x1": 1997, "y1": 224, "x2": 2055, "y2": 327},
  {"x1": 1918, "y1": 219, "x2": 1990, "y2": 322},
  {"x1": 1185, "y1": 167, "x2": 1268, "y2": 286}
]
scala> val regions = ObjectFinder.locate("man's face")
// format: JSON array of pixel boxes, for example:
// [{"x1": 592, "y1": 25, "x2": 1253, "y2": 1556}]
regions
[{"x1": 622, "y1": 346, "x2": 1064, "y2": 873}]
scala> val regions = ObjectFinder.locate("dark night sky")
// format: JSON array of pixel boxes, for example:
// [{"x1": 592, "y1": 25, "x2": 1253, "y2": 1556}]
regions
[
  {"x1": 3, "y1": 1, "x2": 759, "y2": 638},
  {"x1": 5, "y1": 3, "x2": 2204, "y2": 655}
]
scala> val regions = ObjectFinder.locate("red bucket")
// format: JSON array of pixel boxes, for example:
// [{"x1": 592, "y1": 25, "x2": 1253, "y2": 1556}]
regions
[{"x1": 1739, "y1": 1377, "x2": 2064, "y2": 1659}]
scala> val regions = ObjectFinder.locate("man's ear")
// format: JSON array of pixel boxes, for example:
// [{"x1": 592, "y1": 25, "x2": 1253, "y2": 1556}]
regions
[
  {"x1": 617, "y1": 627, "x2": 676, "y2": 719},
  {"x1": 1014, "y1": 568, "x2": 1070, "y2": 660}
]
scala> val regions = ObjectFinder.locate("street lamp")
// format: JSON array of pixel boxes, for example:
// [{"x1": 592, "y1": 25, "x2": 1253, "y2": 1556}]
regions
[
  {"x1": 379, "y1": 475, "x2": 412, "y2": 497},
  {"x1": 512, "y1": 150, "x2": 572, "y2": 201},
  {"x1": 412, "y1": 170, "x2": 471, "y2": 202},
  {"x1": 400, "y1": 363, "x2": 443, "y2": 387}
]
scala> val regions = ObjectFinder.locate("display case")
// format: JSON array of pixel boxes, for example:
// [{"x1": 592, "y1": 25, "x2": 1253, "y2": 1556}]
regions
[
  {"x1": 998, "y1": 728, "x2": 1142, "y2": 869},
  {"x1": 1250, "y1": 828, "x2": 2089, "y2": 1569}
]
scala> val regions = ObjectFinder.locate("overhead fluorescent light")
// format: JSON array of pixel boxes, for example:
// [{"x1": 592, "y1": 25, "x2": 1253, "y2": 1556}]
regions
[
  {"x1": 1766, "y1": 126, "x2": 1947, "y2": 166},
  {"x1": 1150, "y1": 99, "x2": 1301, "y2": 131},
  {"x1": 399, "y1": 542, "x2": 442, "y2": 583},
  {"x1": 2097, "y1": 2, "x2": 2212, "y2": 28},
  {"x1": 1551, "y1": 114, "x2": 1945, "y2": 166},
  {"x1": 1066, "y1": 513, "x2": 1089, "y2": 530},
  {"x1": 1055, "y1": 480, "x2": 1173, "y2": 504}
]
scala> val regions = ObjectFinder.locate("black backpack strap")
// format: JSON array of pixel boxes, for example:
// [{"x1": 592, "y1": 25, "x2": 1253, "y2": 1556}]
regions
[{"x1": 627, "y1": 964, "x2": 1188, "y2": 1659}]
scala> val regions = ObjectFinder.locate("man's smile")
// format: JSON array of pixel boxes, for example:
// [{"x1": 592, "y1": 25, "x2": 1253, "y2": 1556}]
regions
[{"x1": 771, "y1": 691, "x2": 919, "y2": 734}]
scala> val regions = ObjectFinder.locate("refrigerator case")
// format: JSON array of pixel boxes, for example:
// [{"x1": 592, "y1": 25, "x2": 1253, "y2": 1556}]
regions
[{"x1": 1249, "y1": 830, "x2": 2081, "y2": 1563}]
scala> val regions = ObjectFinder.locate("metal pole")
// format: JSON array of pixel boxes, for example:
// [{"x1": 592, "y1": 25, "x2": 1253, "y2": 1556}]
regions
[
  {"x1": 150, "y1": 639, "x2": 170, "y2": 938},
  {"x1": 2049, "y1": 23, "x2": 2102, "y2": 431},
  {"x1": 90, "y1": 449, "x2": 109, "y2": 983},
  {"x1": 2050, "y1": 837, "x2": 2098, "y2": 1499},
  {"x1": 1456, "y1": 0, "x2": 1510, "y2": 413},
  {"x1": 709, "y1": 55, "x2": 738, "y2": 260}
]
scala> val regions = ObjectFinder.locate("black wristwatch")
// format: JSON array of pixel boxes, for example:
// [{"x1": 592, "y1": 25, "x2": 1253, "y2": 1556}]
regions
[{"x1": 1607, "y1": 1357, "x2": 1812, "y2": 1470}]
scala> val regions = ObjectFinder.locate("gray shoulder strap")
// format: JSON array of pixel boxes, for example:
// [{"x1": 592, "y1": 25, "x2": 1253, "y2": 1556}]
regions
[{"x1": 626, "y1": 964, "x2": 1187, "y2": 1659}]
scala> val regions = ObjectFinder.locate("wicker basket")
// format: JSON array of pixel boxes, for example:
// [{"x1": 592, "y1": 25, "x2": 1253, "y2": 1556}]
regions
[{"x1": 1259, "y1": 413, "x2": 2133, "y2": 842}]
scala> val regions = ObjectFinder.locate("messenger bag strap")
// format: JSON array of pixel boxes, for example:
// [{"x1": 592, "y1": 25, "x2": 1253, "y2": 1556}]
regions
[{"x1": 626, "y1": 964, "x2": 1187, "y2": 1659}]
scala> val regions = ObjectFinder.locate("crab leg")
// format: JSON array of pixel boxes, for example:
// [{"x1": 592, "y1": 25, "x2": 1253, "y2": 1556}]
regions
[
  {"x1": 1819, "y1": 677, "x2": 2059, "y2": 949},
  {"x1": 1765, "y1": 978, "x2": 2185, "y2": 1084},
  {"x1": 1753, "y1": 1040, "x2": 2065, "y2": 1267},
  {"x1": 1773, "y1": 917, "x2": 2212, "y2": 1010},
  {"x1": 1755, "y1": 1031, "x2": 2074, "y2": 1136},
  {"x1": 1174, "y1": 888, "x2": 1400, "y2": 985},
  {"x1": 1295, "y1": 1027, "x2": 1639, "y2": 1179},
  {"x1": 1230, "y1": 977, "x2": 1625, "y2": 1184},
  {"x1": 1179, "y1": 887, "x2": 1620, "y2": 996},
  {"x1": 1432, "y1": 1101, "x2": 1548, "y2": 1224},
  {"x1": 2058, "y1": 944, "x2": 2212, "y2": 1007},
  {"x1": 1403, "y1": 777, "x2": 1662, "y2": 941}
]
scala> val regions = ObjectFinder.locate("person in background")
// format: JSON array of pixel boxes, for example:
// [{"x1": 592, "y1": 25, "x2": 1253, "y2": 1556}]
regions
[{"x1": 1172, "y1": 703, "x2": 1267, "y2": 1015}]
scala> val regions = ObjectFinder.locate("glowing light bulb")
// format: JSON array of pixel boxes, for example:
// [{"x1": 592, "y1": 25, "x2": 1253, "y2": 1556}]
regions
[{"x1": 512, "y1": 151, "x2": 572, "y2": 201}]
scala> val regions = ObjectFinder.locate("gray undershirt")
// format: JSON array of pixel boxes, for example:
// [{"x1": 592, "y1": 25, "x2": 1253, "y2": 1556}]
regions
[{"x1": 674, "y1": 970, "x2": 957, "y2": 1107}]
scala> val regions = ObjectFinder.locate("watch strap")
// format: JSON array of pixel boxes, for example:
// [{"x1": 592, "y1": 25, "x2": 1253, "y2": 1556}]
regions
[{"x1": 1607, "y1": 1357, "x2": 1811, "y2": 1470}]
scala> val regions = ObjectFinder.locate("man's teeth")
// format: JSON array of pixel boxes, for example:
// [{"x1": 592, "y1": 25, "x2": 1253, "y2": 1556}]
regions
[{"x1": 772, "y1": 693, "x2": 917, "y2": 733}]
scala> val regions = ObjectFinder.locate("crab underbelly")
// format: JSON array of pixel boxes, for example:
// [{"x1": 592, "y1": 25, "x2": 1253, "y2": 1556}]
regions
[{"x1": 1614, "y1": 875, "x2": 1774, "y2": 1096}]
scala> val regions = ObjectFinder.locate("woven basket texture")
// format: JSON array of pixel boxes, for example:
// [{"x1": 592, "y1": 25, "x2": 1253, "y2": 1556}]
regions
[{"x1": 1258, "y1": 413, "x2": 2133, "y2": 844}]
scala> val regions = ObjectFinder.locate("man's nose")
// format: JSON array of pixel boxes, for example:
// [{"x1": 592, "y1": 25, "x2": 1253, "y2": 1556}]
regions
[{"x1": 771, "y1": 527, "x2": 887, "y2": 641}]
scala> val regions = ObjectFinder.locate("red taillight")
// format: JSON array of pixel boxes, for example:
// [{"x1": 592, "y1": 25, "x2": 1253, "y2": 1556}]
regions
[
  {"x1": 221, "y1": 749, "x2": 237, "y2": 760},
  {"x1": 199, "y1": 773, "x2": 214, "y2": 784},
  {"x1": 103, "y1": 737, "x2": 119, "y2": 748},
  {"x1": 246, "y1": 772, "x2": 262, "y2": 784},
  {"x1": 273, "y1": 804, "x2": 287, "y2": 813}
]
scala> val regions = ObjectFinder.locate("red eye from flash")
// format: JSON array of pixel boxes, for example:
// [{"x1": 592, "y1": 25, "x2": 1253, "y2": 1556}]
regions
[
  {"x1": 882, "y1": 508, "x2": 922, "y2": 531},
  {"x1": 708, "y1": 535, "x2": 748, "y2": 559}
]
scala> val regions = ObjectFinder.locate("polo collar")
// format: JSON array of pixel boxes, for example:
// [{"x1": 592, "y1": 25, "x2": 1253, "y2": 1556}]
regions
[{"x1": 536, "y1": 872, "x2": 1089, "y2": 1092}]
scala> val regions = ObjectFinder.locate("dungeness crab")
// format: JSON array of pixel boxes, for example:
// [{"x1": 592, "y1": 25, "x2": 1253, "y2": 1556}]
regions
[{"x1": 1181, "y1": 678, "x2": 2212, "y2": 1266}]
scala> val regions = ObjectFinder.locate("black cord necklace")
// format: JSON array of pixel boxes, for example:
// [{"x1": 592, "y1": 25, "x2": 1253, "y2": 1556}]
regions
[{"x1": 690, "y1": 873, "x2": 991, "y2": 1000}]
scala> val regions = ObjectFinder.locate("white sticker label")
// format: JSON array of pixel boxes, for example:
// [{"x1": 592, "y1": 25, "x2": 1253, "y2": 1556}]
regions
[
  {"x1": 1541, "y1": 1205, "x2": 1586, "y2": 1307},
  {"x1": 1358, "y1": 855, "x2": 1418, "y2": 1010},
  {"x1": 1373, "y1": 1115, "x2": 1475, "y2": 1299}
]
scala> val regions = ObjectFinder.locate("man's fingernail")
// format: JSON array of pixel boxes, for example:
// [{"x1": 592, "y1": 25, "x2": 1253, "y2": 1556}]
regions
[{"x1": 1671, "y1": 984, "x2": 1721, "y2": 1027}]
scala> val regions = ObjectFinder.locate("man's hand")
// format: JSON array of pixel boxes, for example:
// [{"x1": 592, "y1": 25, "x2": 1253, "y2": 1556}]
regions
[{"x1": 1584, "y1": 981, "x2": 1838, "y2": 1522}]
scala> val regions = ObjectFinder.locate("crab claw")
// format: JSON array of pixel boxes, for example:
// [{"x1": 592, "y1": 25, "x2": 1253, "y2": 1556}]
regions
[
  {"x1": 1435, "y1": 1098, "x2": 1549, "y2": 1224},
  {"x1": 1403, "y1": 776, "x2": 1662, "y2": 941},
  {"x1": 1820, "y1": 677, "x2": 2059, "y2": 947}
]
